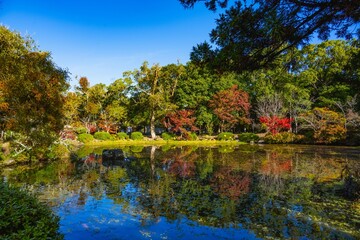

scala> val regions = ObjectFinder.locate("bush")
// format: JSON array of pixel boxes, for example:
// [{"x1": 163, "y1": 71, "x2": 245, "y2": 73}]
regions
[
  {"x1": 77, "y1": 133, "x2": 94, "y2": 143},
  {"x1": 75, "y1": 127, "x2": 87, "y2": 134},
  {"x1": 117, "y1": 132, "x2": 129, "y2": 140},
  {"x1": 94, "y1": 131, "x2": 113, "y2": 140},
  {"x1": 217, "y1": 132, "x2": 234, "y2": 141},
  {"x1": 161, "y1": 132, "x2": 175, "y2": 140},
  {"x1": 238, "y1": 133, "x2": 260, "y2": 143},
  {"x1": 131, "y1": 131, "x2": 144, "y2": 140},
  {"x1": 0, "y1": 181, "x2": 63, "y2": 240},
  {"x1": 189, "y1": 132, "x2": 198, "y2": 140},
  {"x1": 47, "y1": 144, "x2": 70, "y2": 160},
  {"x1": 263, "y1": 132, "x2": 302, "y2": 144}
]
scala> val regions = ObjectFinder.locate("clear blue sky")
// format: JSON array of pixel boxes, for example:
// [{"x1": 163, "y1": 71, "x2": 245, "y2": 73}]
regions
[{"x1": 0, "y1": 0, "x2": 220, "y2": 87}]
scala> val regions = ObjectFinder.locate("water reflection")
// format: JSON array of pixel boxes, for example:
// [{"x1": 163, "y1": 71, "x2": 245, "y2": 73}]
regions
[{"x1": 1, "y1": 145, "x2": 359, "y2": 239}]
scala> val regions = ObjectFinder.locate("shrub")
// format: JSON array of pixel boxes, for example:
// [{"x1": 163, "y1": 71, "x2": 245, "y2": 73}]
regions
[
  {"x1": 94, "y1": 131, "x2": 113, "y2": 140},
  {"x1": 259, "y1": 116, "x2": 293, "y2": 134},
  {"x1": 77, "y1": 133, "x2": 94, "y2": 143},
  {"x1": 161, "y1": 132, "x2": 175, "y2": 140},
  {"x1": 238, "y1": 133, "x2": 260, "y2": 143},
  {"x1": 117, "y1": 132, "x2": 129, "y2": 140},
  {"x1": 189, "y1": 132, "x2": 198, "y2": 140},
  {"x1": 0, "y1": 181, "x2": 63, "y2": 240},
  {"x1": 263, "y1": 132, "x2": 302, "y2": 144},
  {"x1": 75, "y1": 127, "x2": 87, "y2": 134},
  {"x1": 47, "y1": 144, "x2": 70, "y2": 160},
  {"x1": 217, "y1": 132, "x2": 234, "y2": 141},
  {"x1": 131, "y1": 131, "x2": 144, "y2": 140}
]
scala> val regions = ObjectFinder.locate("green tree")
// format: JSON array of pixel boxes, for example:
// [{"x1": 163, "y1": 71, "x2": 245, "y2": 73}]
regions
[
  {"x1": 128, "y1": 62, "x2": 183, "y2": 138},
  {"x1": 295, "y1": 40, "x2": 357, "y2": 108},
  {"x1": 63, "y1": 92, "x2": 81, "y2": 126}
]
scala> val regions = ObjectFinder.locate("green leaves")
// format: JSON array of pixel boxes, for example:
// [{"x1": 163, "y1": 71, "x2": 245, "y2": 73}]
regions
[{"x1": 0, "y1": 181, "x2": 63, "y2": 239}]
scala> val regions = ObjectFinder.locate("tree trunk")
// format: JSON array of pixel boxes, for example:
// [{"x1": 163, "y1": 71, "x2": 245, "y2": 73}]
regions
[{"x1": 150, "y1": 111, "x2": 156, "y2": 139}]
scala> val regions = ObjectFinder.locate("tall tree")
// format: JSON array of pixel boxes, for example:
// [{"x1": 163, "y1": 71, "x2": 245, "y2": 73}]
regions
[
  {"x1": 0, "y1": 26, "x2": 69, "y2": 158},
  {"x1": 128, "y1": 62, "x2": 183, "y2": 139},
  {"x1": 294, "y1": 40, "x2": 358, "y2": 108}
]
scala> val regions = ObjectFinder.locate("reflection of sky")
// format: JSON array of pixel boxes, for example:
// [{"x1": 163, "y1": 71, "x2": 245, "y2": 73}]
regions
[{"x1": 55, "y1": 192, "x2": 260, "y2": 240}]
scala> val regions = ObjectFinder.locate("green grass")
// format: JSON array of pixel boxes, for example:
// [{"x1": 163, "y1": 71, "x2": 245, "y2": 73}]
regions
[{"x1": 83, "y1": 139, "x2": 247, "y2": 147}]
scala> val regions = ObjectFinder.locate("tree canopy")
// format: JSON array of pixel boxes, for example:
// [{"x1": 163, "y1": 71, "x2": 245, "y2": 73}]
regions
[
  {"x1": 180, "y1": 0, "x2": 360, "y2": 72},
  {"x1": 0, "y1": 26, "x2": 69, "y2": 158}
]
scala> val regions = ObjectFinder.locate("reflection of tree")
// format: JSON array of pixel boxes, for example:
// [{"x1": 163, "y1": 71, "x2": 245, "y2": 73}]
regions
[
  {"x1": 257, "y1": 151, "x2": 293, "y2": 195},
  {"x1": 162, "y1": 147, "x2": 198, "y2": 178},
  {"x1": 261, "y1": 152, "x2": 292, "y2": 176},
  {"x1": 341, "y1": 159, "x2": 360, "y2": 200},
  {"x1": 210, "y1": 167, "x2": 250, "y2": 199},
  {"x1": 3, "y1": 145, "x2": 360, "y2": 239},
  {"x1": 237, "y1": 176, "x2": 356, "y2": 239},
  {"x1": 81, "y1": 153, "x2": 102, "y2": 170},
  {"x1": 196, "y1": 148, "x2": 214, "y2": 180}
]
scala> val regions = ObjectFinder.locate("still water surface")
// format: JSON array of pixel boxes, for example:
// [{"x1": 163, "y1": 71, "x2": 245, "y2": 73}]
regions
[{"x1": 2, "y1": 145, "x2": 360, "y2": 239}]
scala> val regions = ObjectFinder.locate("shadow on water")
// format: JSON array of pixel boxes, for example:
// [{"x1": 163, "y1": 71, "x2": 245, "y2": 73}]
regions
[{"x1": 1, "y1": 144, "x2": 359, "y2": 239}]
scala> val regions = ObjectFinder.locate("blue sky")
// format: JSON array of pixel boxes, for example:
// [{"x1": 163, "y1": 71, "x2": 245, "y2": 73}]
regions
[{"x1": 1, "y1": 0, "x2": 220, "y2": 86}]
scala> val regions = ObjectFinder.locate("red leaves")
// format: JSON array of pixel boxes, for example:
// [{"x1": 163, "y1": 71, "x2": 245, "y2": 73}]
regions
[
  {"x1": 209, "y1": 85, "x2": 250, "y2": 131},
  {"x1": 259, "y1": 116, "x2": 293, "y2": 134},
  {"x1": 163, "y1": 109, "x2": 199, "y2": 135}
]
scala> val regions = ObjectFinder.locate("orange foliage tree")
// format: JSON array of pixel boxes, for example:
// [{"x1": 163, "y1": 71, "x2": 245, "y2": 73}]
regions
[
  {"x1": 209, "y1": 85, "x2": 250, "y2": 132},
  {"x1": 300, "y1": 107, "x2": 346, "y2": 144}
]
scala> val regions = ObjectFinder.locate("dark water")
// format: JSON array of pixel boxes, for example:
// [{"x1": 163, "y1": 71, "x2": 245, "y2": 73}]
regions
[{"x1": 1, "y1": 145, "x2": 360, "y2": 239}]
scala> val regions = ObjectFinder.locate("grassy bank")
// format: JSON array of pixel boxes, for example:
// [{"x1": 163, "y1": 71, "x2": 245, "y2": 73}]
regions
[{"x1": 83, "y1": 139, "x2": 247, "y2": 147}]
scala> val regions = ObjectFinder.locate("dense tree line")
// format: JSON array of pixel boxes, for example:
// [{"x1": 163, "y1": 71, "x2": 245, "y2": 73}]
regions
[
  {"x1": 63, "y1": 39, "x2": 360, "y2": 145},
  {"x1": 1, "y1": 0, "x2": 360, "y2": 164}
]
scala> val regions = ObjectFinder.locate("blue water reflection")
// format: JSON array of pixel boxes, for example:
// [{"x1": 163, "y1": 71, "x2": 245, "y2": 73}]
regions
[
  {"x1": 2, "y1": 145, "x2": 359, "y2": 239},
  {"x1": 56, "y1": 193, "x2": 259, "y2": 240}
]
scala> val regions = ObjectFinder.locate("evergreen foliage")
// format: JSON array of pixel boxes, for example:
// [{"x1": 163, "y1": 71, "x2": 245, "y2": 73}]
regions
[
  {"x1": 93, "y1": 131, "x2": 113, "y2": 140},
  {"x1": 77, "y1": 133, "x2": 94, "y2": 143},
  {"x1": 117, "y1": 132, "x2": 129, "y2": 140},
  {"x1": 130, "y1": 132, "x2": 144, "y2": 140},
  {"x1": 0, "y1": 181, "x2": 63, "y2": 240}
]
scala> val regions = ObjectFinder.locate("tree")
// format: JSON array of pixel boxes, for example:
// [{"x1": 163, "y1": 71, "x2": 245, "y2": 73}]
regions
[
  {"x1": 63, "y1": 92, "x2": 81, "y2": 126},
  {"x1": 300, "y1": 107, "x2": 346, "y2": 144},
  {"x1": 294, "y1": 40, "x2": 358, "y2": 108},
  {"x1": 209, "y1": 85, "x2": 250, "y2": 132},
  {"x1": 259, "y1": 116, "x2": 293, "y2": 134},
  {"x1": 99, "y1": 78, "x2": 131, "y2": 132},
  {"x1": 255, "y1": 93, "x2": 284, "y2": 119},
  {"x1": 76, "y1": 81, "x2": 106, "y2": 133},
  {"x1": 128, "y1": 62, "x2": 183, "y2": 139},
  {"x1": 0, "y1": 26, "x2": 69, "y2": 158},
  {"x1": 163, "y1": 109, "x2": 199, "y2": 139},
  {"x1": 180, "y1": 0, "x2": 360, "y2": 72}
]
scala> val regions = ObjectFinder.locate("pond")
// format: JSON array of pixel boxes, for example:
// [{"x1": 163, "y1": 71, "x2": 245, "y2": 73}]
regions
[{"x1": 1, "y1": 144, "x2": 360, "y2": 239}]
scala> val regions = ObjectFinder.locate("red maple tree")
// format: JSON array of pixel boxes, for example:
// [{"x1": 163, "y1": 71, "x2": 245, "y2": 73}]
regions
[
  {"x1": 163, "y1": 109, "x2": 199, "y2": 138},
  {"x1": 209, "y1": 85, "x2": 250, "y2": 132},
  {"x1": 259, "y1": 116, "x2": 293, "y2": 134}
]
